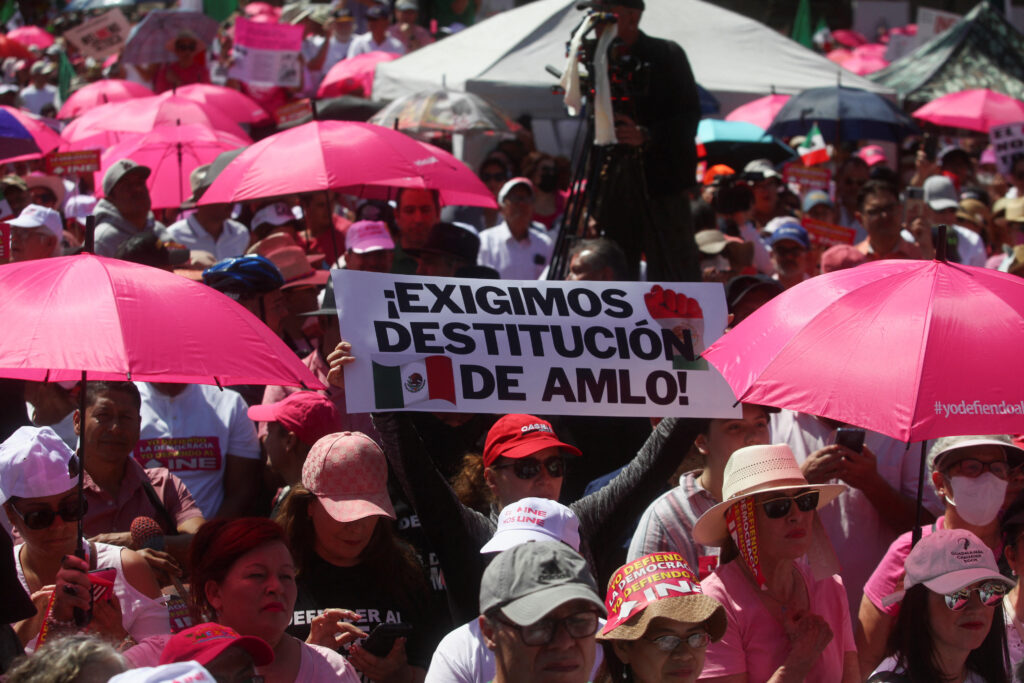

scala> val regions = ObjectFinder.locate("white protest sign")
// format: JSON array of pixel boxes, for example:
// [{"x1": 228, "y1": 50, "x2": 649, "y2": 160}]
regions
[
  {"x1": 64, "y1": 9, "x2": 130, "y2": 60},
  {"x1": 334, "y1": 271, "x2": 742, "y2": 418},
  {"x1": 915, "y1": 7, "x2": 961, "y2": 47},
  {"x1": 228, "y1": 17, "x2": 302, "y2": 88},
  {"x1": 990, "y1": 122, "x2": 1024, "y2": 176},
  {"x1": 852, "y1": 0, "x2": 908, "y2": 42}
]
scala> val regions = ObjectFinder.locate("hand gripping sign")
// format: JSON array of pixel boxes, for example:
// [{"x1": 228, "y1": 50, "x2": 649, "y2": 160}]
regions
[{"x1": 333, "y1": 271, "x2": 741, "y2": 419}]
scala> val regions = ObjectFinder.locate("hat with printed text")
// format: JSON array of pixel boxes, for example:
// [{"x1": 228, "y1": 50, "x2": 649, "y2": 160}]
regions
[
  {"x1": 302, "y1": 431, "x2": 395, "y2": 522},
  {"x1": 8, "y1": 203, "x2": 62, "y2": 239},
  {"x1": 0, "y1": 426, "x2": 78, "y2": 505},
  {"x1": 160, "y1": 622, "x2": 274, "y2": 667},
  {"x1": 346, "y1": 220, "x2": 395, "y2": 254},
  {"x1": 480, "y1": 497, "x2": 581, "y2": 554},
  {"x1": 482, "y1": 414, "x2": 581, "y2": 467},
  {"x1": 247, "y1": 392, "x2": 341, "y2": 447}
]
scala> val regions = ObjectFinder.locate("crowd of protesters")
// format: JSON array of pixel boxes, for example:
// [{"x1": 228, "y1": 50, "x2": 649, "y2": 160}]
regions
[{"x1": 5, "y1": 0, "x2": 1024, "y2": 681}]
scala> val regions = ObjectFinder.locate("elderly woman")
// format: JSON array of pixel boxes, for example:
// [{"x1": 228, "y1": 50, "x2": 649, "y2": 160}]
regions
[
  {"x1": 596, "y1": 552, "x2": 726, "y2": 683},
  {"x1": 869, "y1": 528, "x2": 1011, "y2": 683},
  {"x1": 1, "y1": 427, "x2": 168, "y2": 653},
  {"x1": 691, "y1": 444, "x2": 858, "y2": 682}
]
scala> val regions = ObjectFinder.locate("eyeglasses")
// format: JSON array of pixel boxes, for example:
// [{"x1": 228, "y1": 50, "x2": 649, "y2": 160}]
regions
[
  {"x1": 947, "y1": 458, "x2": 1009, "y2": 480},
  {"x1": 644, "y1": 631, "x2": 711, "y2": 653},
  {"x1": 864, "y1": 203, "x2": 898, "y2": 218},
  {"x1": 944, "y1": 580, "x2": 1007, "y2": 611},
  {"x1": 758, "y1": 490, "x2": 819, "y2": 519},
  {"x1": 10, "y1": 496, "x2": 88, "y2": 530},
  {"x1": 496, "y1": 610, "x2": 599, "y2": 646},
  {"x1": 490, "y1": 456, "x2": 564, "y2": 480}
]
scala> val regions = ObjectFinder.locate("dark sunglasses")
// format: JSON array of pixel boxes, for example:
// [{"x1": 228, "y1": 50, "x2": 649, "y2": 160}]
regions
[
  {"x1": 491, "y1": 456, "x2": 564, "y2": 480},
  {"x1": 758, "y1": 490, "x2": 819, "y2": 519},
  {"x1": 497, "y1": 610, "x2": 599, "y2": 646},
  {"x1": 944, "y1": 580, "x2": 1007, "y2": 611},
  {"x1": 11, "y1": 496, "x2": 88, "y2": 530}
]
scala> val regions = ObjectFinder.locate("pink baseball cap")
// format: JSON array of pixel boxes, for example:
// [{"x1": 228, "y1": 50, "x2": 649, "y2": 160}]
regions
[
  {"x1": 857, "y1": 144, "x2": 887, "y2": 167},
  {"x1": 301, "y1": 432, "x2": 395, "y2": 522},
  {"x1": 346, "y1": 220, "x2": 395, "y2": 254},
  {"x1": 820, "y1": 243, "x2": 866, "y2": 273},
  {"x1": 159, "y1": 622, "x2": 273, "y2": 667},
  {"x1": 480, "y1": 497, "x2": 580, "y2": 554},
  {"x1": 247, "y1": 392, "x2": 341, "y2": 446}
]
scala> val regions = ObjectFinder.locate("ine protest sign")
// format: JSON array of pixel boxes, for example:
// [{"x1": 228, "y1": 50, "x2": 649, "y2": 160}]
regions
[
  {"x1": 991, "y1": 122, "x2": 1024, "y2": 176},
  {"x1": 228, "y1": 17, "x2": 302, "y2": 88},
  {"x1": 333, "y1": 271, "x2": 741, "y2": 418}
]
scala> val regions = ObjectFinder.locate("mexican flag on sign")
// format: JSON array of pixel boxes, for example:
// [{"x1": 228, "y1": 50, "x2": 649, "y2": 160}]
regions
[
  {"x1": 799, "y1": 123, "x2": 829, "y2": 166},
  {"x1": 373, "y1": 356, "x2": 456, "y2": 409}
]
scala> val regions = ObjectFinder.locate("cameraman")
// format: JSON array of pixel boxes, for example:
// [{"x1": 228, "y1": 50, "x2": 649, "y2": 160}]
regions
[
  {"x1": 709, "y1": 170, "x2": 773, "y2": 274},
  {"x1": 589, "y1": 0, "x2": 702, "y2": 282}
]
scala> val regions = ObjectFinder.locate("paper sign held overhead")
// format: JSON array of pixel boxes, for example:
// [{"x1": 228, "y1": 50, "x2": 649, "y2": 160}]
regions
[
  {"x1": 46, "y1": 150, "x2": 101, "y2": 175},
  {"x1": 63, "y1": 9, "x2": 130, "y2": 60}
]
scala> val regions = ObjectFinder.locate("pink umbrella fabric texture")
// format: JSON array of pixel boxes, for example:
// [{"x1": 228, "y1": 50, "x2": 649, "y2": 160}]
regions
[
  {"x1": 0, "y1": 254, "x2": 323, "y2": 388},
  {"x1": 831, "y1": 29, "x2": 868, "y2": 48},
  {"x1": 0, "y1": 105, "x2": 60, "y2": 155},
  {"x1": 58, "y1": 79, "x2": 154, "y2": 119},
  {"x1": 725, "y1": 94, "x2": 791, "y2": 131},
  {"x1": 96, "y1": 124, "x2": 250, "y2": 208},
  {"x1": 841, "y1": 52, "x2": 890, "y2": 76},
  {"x1": 6, "y1": 26, "x2": 54, "y2": 49},
  {"x1": 159, "y1": 83, "x2": 270, "y2": 125},
  {"x1": 199, "y1": 120, "x2": 497, "y2": 208},
  {"x1": 912, "y1": 89, "x2": 1024, "y2": 133},
  {"x1": 703, "y1": 258, "x2": 1024, "y2": 443},
  {"x1": 317, "y1": 51, "x2": 400, "y2": 99}
]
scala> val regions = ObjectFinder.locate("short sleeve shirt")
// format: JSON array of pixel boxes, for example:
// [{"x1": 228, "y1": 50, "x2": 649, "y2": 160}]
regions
[{"x1": 82, "y1": 460, "x2": 203, "y2": 536}]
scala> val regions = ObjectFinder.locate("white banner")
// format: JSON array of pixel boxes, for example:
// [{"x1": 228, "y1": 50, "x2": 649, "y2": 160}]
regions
[
  {"x1": 915, "y1": 7, "x2": 962, "y2": 47},
  {"x1": 333, "y1": 271, "x2": 742, "y2": 418},
  {"x1": 64, "y1": 9, "x2": 130, "y2": 60},
  {"x1": 990, "y1": 122, "x2": 1024, "y2": 177}
]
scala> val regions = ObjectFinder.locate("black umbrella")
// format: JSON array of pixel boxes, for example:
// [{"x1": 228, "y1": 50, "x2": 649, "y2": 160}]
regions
[{"x1": 767, "y1": 85, "x2": 919, "y2": 143}]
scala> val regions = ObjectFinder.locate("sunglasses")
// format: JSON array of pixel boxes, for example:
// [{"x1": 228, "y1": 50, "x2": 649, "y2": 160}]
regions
[
  {"x1": 944, "y1": 580, "x2": 1007, "y2": 611},
  {"x1": 491, "y1": 456, "x2": 564, "y2": 480},
  {"x1": 645, "y1": 631, "x2": 711, "y2": 652},
  {"x1": 758, "y1": 490, "x2": 819, "y2": 519},
  {"x1": 497, "y1": 610, "x2": 599, "y2": 646},
  {"x1": 10, "y1": 496, "x2": 88, "y2": 530}
]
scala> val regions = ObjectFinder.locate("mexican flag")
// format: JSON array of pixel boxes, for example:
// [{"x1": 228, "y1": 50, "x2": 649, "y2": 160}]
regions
[
  {"x1": 373, "y1": 356, "x2": 456, "y2": 409},
  {"x1": 799, "y1": 123, "x2": 829, "y2": 166}
]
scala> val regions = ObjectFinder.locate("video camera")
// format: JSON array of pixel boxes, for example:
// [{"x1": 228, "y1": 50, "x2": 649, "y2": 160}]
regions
[{"x1": 569, "y1": 4, "x2": 651, "y2": 107}]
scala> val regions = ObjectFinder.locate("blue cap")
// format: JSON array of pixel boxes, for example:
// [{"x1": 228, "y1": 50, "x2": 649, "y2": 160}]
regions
[
  {"x1": 801, "y1": 190, "x2": 833, "y2": 213},
  {"x1": 770, "y1": 224, "x2": 810, "y2": 250}
]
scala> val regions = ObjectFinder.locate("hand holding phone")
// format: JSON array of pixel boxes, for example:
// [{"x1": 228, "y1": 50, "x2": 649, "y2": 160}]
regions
[
  {"x1": 835, "y1": 427, "x2": 865, "y2": 455},
  {"x1": 360, "y1": 623, "x2": 413, "y2": 657}
]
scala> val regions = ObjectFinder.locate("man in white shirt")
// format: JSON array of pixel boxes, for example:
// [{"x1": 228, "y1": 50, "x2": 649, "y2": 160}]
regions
[
  {"x1": 478, "y1": 178, "x2": 553, "y2": 279},
  {"x1": 19, "y1": 61, "x2": 57, "y2": 115},
  {"x1": 347, "y1": 4, "x2": 406, "y2": 58},
  {"x1": 920, "y1": 174, "x2": 986, "y2": 267},
  {"x1": 162, "y1": 165, "x2": 250, "y2": 260}
]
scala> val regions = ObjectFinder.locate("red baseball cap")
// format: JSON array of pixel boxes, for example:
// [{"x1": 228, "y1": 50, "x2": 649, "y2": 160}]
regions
[
  {"x1": 247, "y1": 392, "x2": 341, "y2": 446},
  {"x1": 482, "y1": 414, "x2": 582, "y2": 467},
  {"x1": 159, "y1": 623, "x2": 274, "y2": 667}
]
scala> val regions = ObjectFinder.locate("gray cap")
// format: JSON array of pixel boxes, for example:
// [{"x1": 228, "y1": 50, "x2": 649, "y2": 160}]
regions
[
  {"x1": 923, "y1": 175, "x2": 958, "y2": 212},
  {"x1": 479, "y1": 542, "x2": 605, "y2": 625},
  {"x1": 102, "y1": 159, "x2": 151, "y2": 197},
  {"x1": 396, "y1": 0, "x2": 418, "y2": 10},
  {"x1": 927, "y1": 434, "x2": 1024, "y2": 473}
]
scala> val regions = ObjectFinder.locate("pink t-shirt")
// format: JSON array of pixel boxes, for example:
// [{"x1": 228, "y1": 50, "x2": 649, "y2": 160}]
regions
[
  {"x1": 699, "y1": 561, "x2": 855, "y2": 681},
  {"x1": 300, "y1": 642, "x2": 360, "y2": 682},
  {"x1": 862, "y1": 518, "x2": 944, "y2": 617}
]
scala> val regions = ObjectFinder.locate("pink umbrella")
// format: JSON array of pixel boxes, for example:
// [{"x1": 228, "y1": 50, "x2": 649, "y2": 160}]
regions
[
  {"x1": 61, "y1": 95, "x2": 252, "y2": 148},
  {"x1": 0, "y1": 253, "x2": 323, "y2": 387},
  {"x1": 725, "y1": 94, "x2": 791, "y2": 131},
  {"x1": 0, "y1": 105, "x2": 60, "y2": 155},
  {"x1": 826, "y1": 48, "x2": 853, "y2": 65},
  {"x1": 703, "y1": 257, "x2": 1024, "y2": 443},
  {"x1": 841, "y1": 52, "x2": 890, "y2": 76},
  {"x1": 6, "y1": 26, "x2": 54, "y2": 49},
  {"x1": 158, "y1": 83, "x2": 270, "y2": 125},
  {"x1": 199, "y1": 120, "x2": 497, "y2": 208},
  {"x1": 912, "y1": 89, "x2": 1024, "y2": 133},
  {"x1": 96, "y1": 124, "x2": 250, "y2": 208},
  {"x1": 831, "y1": 29, "x2": 868, "y2": 48},
  {"x1": 58, "y1": 79, "x2": 154, "y2": 119},
  {"x1": 853, "y1": 43, "x2": 888, "y2": 59},
  {"x1": 317, "y1": 51, "x2": 400, "y2": 99}
]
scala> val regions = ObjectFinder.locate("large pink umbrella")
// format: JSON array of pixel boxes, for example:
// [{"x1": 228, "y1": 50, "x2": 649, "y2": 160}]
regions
[
  {"x1": 96, "y1": 124, "x2": 250, "y2": 208},
  {"x1": 841, "y1": 52, "x2": 889, "y2": 76},
  {"x1": 159, "y1": 83, "x2": 270, "y2": 125},
  {"x1": 703, "y1": 258, "x2": 1024, "y2": 443},
  {"x1": 317, "y1": 51, "x2": 400, "y2": 99},
  {"x1": 58, "y1": 79, "x2": 154, "y2": 119},
  {"x1": 826, "y1": 48, "x2": 853, "y2": 65},
  {"x1": 831, "y1": 28, "x2": 868, "y2": 48},
  {"x1": 61, "y1": 95, "x2": 252, "y2": 148},
  {"x1": 912, "y1": 89, "x2": 1024, "y2": 133},
  {"x1": 0, "y1": 253, "x2": 323, "y2": 387},
  {"x1": 199, "y1": 120, "x2": 497, "y2": 208},
  {"x1": 725, "y1": 94, "x2": 791, "y2": 131},
  {"x1": 0, "y1": 105, "x2": 60, "y2": 156},
  {"x1": 6, "y1": 26, "x2": 54, "y2": 49}
]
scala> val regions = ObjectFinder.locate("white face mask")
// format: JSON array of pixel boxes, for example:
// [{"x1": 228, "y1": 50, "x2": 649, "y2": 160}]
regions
[{"x1": 946, "y1": 473, "x2": 1007, "y2": 526}]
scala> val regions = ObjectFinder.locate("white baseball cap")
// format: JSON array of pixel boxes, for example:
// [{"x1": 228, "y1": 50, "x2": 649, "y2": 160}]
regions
[
  {"x1": 109, "y1": 663, "x2": 217, "y2": 683},
  {"x1": 346, "y1": 220, "x2": 395, "y2": 254},
  {"x1": 480, "y1": 497, "x2": 580, "y2": 553},
  {"x1": 252, "y1": 202, "x2": 297, "y2": 229},
  {"x1": 8, "y1": 204, "x2": 62, "y2": 240},
  {"x1": 0, "y1": 426, "x2": 78, "y2": 505},
  {"x1": 497, "y1": 177, "x2": 534, "y2": 204}
]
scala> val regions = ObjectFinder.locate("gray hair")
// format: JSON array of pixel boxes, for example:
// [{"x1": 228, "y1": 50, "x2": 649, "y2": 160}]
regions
[{"x1": 5, "y1": 634, "x2": 126, "y2": 683}]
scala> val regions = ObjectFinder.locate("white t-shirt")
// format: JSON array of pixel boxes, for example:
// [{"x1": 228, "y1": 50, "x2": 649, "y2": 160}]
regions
[
  {"x1": 478, "y1": 222, "x2": 554, "y2": 280},
  {"x1": 426, "y1": 618, "x2": 604, "y2": 683},
  {"x1": 162, "y1": 215, "x2": 250, "y2": 261},
  {"x1": 20, "y1": 84, "x2": 57, "y2": 115},
  {"x1": 136, "y1": 382, "x2": 260, "y2": 518},
  {"x1": 346, "y1": 33, "x2": 405, "y2": 58}
]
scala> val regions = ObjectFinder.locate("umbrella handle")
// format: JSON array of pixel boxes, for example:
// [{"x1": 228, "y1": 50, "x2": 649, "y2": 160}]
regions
[{"x1": 74, "y1": 372, "x2": 92, "y2": 627}]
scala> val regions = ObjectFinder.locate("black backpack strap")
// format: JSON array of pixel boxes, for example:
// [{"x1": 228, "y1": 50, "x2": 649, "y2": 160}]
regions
[{"x1": 140, "y1": 477, "x2": 178, "y2": 535}]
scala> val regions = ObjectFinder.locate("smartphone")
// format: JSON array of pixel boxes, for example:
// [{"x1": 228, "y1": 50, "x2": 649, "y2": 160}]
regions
[
  {"x1": 88, "y1": 567, "x2": 116, "y2": 602},
  {"x1": 361, "y1": 623, "x2": 413, "y2": 657},
  {"x1": 923, "y1": 134, "x2": 938, "y2": 162},
  {"x1": 835, "y1": 427, "x2": 865, "y2": 454}
]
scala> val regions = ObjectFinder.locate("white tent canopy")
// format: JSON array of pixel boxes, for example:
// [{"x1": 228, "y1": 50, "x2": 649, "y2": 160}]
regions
[{"x1": 373, "y1": 0, "x2": 895, "y2": 122}]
